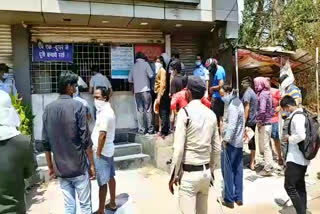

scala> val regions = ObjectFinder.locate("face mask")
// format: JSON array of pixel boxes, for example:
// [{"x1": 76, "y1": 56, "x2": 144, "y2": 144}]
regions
[
  {"x1": 155, "y1": 62, "x2": 162, "y2": 73},
  {"x1": 94, "y1": 99, "x2": 105, "y2": 112},
  {"x1": 195, "y1": 60, "x2": 201, "y2": 66},
  {"x1": 221, "y1": 93, "x2": 232, "y2": 104},
  {"x1": 3, "y1": 73, "x2": 9, "y2": 79},
  {"x1": 73, "y1": 87, "x2": 79, "y2": 98}
]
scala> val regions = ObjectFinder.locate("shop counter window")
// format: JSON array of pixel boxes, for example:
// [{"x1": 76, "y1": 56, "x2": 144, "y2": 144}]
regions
[{"x1": 31, "y1": 43, "x2": 130, "y2": 94}]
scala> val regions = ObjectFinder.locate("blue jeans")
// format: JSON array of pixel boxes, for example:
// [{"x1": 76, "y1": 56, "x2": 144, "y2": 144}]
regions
[
  {"x1": 135, "y1": 91, "x2": 154, "y2": 134},
  {"x1": 58, "y1": 172, "x2": 92, "y2": 214},
  {"x1": 221, "y1": 144, "x2": 243, "y2": 203}
]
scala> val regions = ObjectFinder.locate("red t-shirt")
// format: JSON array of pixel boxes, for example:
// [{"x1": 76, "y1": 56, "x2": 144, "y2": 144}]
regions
[
  {"x1": 170, "y1": 88, "x2": 211, "y2": 111},
  {"x1": 270, "y1": 88, "x2": 281, "y2": 123}
]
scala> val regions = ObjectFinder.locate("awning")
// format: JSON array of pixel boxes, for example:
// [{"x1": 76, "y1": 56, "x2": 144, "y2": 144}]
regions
[{"x1": 238, "y1": 47, "x2": 314, "y2": 77}]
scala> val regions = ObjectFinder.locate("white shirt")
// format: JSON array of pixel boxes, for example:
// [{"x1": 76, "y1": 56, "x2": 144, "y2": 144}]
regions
[
  {"x1": 0, "y1": 79, "x2": 17, "y2": 96},
  {"x1": 91, "y1": 102, "x2": 116, "y2": 157},
  {"x1": 286, "y1": 108, "x2": 310, "y2": 166},
  {"x1": 90, "y1": 73, "x2": 112, "y2": 90}
]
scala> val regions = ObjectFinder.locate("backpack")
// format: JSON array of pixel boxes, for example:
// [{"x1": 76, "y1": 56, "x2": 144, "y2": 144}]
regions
[{"x1": 288, "y1": 110, "x2": 320, "y2": 160}]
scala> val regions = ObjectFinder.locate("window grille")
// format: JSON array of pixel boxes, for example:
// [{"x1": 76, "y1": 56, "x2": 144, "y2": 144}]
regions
[{"x1": 31, "y1": 43, "x2": 129, "y2": 94}]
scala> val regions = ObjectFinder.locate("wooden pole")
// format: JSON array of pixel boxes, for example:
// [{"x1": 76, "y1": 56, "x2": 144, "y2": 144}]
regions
[{"x1": 316, "y1": 47, "x2": 319, "y2": 121}]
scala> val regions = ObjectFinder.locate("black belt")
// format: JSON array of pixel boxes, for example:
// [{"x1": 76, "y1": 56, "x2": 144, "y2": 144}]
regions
[{"x1": 183, "y1": 164, "x2": 209, "y2": 172}]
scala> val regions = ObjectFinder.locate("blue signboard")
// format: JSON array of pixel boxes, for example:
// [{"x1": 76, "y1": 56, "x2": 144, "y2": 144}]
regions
[{"x1": 32, "y1": 42, "x2": 73, "y2": 63}]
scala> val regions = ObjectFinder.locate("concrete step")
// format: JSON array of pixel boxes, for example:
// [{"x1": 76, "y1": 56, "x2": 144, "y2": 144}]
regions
[
  {"x1": 36, "y1": 153, "x2": 48, "y2": 167},
  {"x1": 114, "y1": 143, "x2": 142, "y2": 157},
  {"x1": 37, "y1": 166, "x2": 51, "y2": 183},
  {"x1": 114, "y1": 154, "x2": 150, "y2": 169},
  {"x1": 114, "y1": 132, "x2": 137, "y2": 144}
]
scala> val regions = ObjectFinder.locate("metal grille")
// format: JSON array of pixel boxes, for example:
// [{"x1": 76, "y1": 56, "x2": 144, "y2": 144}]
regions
[
  {"x1": 73, "y1": 43, "x2": 110, "y2": 85},
  {"x1": 31, "y1": 43, "x2": 130, "y2": 94}
]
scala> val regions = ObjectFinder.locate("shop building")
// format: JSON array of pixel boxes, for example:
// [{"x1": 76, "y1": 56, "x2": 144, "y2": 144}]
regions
[{"x1": 0, "y1": 0, "x2": 242, "y2": 142}]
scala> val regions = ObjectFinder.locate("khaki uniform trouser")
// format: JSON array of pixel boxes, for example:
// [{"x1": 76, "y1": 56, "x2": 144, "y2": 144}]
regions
[{"x1": 179, "y1": 168, "x2": 211, "y2": 214}]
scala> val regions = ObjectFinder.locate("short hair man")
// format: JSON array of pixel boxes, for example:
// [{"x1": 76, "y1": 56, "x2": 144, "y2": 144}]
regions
[
  {"x1": 219, "y1": 85, "x2": 245, "y2": 208},
  {"x1": 128, "y1": 52, "x2": 155, "y2": 134},
  {"x1": 89, "y1": 65, "x2": 113, "y2": 95},
  {"x1": 42, "y1": 71, "x2": 95, "y2": 214},
  {"x1": 92, "y1": 87, "x2": 117, "y2": 214},
  {"x1": 209, "y1": 59, "x2": 226, "y2": 134},
  {"x1": 169, "y1": 76, "x2": 220, "y2": 214},
  {"x1": 170, "y1": 60, "x2": 185, "y2": 95},
  {"x1": 240, "y1": 77, "x2": 258, "y2": 170},
  {"x1": 0, "y1": 90, "x2": 35, "y2": 213},
  {"x1": 74, "y1": 86, "x2": 92, "y2": 121},
  {"x1": 0, "y1": 63, "x2": 17, "y2": 95},
  {"x1": 281, "y1": 95, "x2": 310, "y2": 214},
  {"x1": 168, "y1": 51, "x2": 185, "y2": 74},
  {"x1": 193, "y1": 55, "x2": 209, "y2": 92}
]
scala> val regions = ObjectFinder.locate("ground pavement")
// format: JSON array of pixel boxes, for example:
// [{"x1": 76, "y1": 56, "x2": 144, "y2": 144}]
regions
[{"x1": 27, "y1": 159, "x2": 320, "y2": 214}]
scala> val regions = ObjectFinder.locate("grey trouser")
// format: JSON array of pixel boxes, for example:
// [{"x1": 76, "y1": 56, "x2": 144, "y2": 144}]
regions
[
  {"x1": 135, "y1": 91, "x2": 154, "y2": 133},
  {"x1": 179, "y1": 168, "x2": 211, "y2": 214}
]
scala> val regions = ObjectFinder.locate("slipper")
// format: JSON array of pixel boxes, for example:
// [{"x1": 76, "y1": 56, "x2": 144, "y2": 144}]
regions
[{"x1": 105, "y1": 203, "x2": 117, "y2": 212}]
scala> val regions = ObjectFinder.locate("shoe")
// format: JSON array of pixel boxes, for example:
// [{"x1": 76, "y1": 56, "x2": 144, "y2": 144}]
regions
[
  {"x1": 137, "y1": 130, "x2": 145, "y2": 135},
  {"x1": 147, "y1": 130, "x2": 156, "y2": 135},
  {"x1": 235, "y1": 201, "x2": 243, "y2": 206},
  {"x1": 217, "y1": 198, "x2": 234, "y2": 209},
  {"x1": 259, "y1": 169, "x2": 273, "y2": 177}
]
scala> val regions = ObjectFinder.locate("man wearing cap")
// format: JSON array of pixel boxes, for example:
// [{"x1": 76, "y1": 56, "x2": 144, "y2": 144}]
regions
[
  {"x1": 0, "y1": 63, "x2": 17, "y2": 95},
  {"x1": 169, "y1": 76, "x2": 220, "y2": 214}
]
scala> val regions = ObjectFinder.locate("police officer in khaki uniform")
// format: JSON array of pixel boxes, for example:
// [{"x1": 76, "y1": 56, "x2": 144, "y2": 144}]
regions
[{"x1": 169, "y1": 76, "x2": 220, "y2": 214}]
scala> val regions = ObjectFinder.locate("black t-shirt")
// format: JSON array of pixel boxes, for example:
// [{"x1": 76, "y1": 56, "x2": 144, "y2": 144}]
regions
[
  {"x1": 0, "y1": 134, "x2": 35, "y2": 214},
  {"x1": 170, "y1": 75, "x2": 185, "y2": 95}
]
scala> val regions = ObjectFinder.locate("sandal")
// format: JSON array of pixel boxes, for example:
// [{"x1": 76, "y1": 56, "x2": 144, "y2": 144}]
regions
[{"x1": 105, "y1": 203, "x2": 117, "y2": 212}]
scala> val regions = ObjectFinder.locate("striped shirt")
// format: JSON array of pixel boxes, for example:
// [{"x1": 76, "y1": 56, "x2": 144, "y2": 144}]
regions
[
  {"x1": 282, "y1": 84, "x2": 302, "y2": 118},
  {"x1": 285, "y1": 84, "x2": 302, "y2": 106}
]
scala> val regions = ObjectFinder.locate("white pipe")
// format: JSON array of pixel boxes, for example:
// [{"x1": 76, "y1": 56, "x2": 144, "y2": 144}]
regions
[{"x1": 235, "y1": 47, "x2": 239, "y2": 96}]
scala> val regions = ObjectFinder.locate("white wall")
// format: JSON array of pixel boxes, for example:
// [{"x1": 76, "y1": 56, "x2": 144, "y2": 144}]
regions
[
  {"x1": 0, "y1": 0, "x2": 215, "y2": 23},
  {"x1": 32, "y1": 92, "x2": 137, "y2": 141}
]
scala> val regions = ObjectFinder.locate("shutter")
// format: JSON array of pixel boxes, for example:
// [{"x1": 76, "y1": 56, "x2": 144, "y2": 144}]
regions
[
  {"x1": 30, "y1": 26, "x2": 164, "y2": 44},
  {"x1": 171, "y1": 33, "x2": 200, "y2": 75},
  {"x1": 0, "y1": 25, "x2": 13, "y2": 67}
]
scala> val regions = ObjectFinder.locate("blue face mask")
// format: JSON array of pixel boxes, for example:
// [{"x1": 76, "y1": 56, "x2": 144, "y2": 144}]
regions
[
  {"x1": 221, "y1": 93, "x2": 232, "y2": 104},
  {"x1": 2, "y1": 73, "x2": 9, "y2": 79},
  {"x1": 195, "y1": 60, "x2": 201, "y2": 66}
]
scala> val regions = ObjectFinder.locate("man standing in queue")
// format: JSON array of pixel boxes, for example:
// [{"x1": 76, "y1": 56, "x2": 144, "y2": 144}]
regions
[{"x1": 169, "y1": 76, "x2": 220, "y2": 214}]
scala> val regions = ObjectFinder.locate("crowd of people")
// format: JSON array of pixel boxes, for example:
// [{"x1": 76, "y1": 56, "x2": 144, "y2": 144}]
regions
[{"x1": 0, "y1": 50, "x2": 316, "y2": 214}]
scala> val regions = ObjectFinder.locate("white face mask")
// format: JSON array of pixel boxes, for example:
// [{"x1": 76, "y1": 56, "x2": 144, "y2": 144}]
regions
[
  {"x1": 94, "y1": 99, "x2": 105, "y2": 112},
  {"x1": 73, "y1": 87, "x2": 79, "y2": 98},
  {"x1": 221, "y1": 93, "x2": 232, "y2": 104},
  {"x1": 155, "y1": 62, "x2": 162, "y2": 73}
]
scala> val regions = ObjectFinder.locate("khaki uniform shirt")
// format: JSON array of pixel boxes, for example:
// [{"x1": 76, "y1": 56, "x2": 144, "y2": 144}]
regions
[{"x1": 170, "y1": 100, "x2": 221, "y2": 179}]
